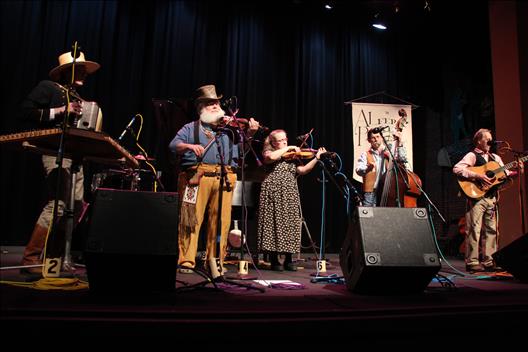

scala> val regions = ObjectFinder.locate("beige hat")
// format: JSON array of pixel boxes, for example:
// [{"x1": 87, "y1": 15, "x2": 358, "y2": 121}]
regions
[
  {"x1": 48, "y1": 51, "x2": 100, "y2": 81},
  {"x1": 194, "y1": 84, "x2": 223, "y2": 103}
]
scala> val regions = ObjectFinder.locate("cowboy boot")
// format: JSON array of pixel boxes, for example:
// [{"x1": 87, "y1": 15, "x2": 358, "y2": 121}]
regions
[{"x1": 20, "y1": 224, "x2": 48, "y2": 275}]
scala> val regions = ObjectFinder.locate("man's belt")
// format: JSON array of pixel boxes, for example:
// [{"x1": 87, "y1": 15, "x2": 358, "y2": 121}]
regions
[
  {"x1": 203, "y1": 171, "x2": 222, "y2": 177},
  {"x1": 184, "y1": 164, "x2": 236, "y2": 186},
  {"x1": 183, "y1": 164, "x2": 235, "y2": 174}
]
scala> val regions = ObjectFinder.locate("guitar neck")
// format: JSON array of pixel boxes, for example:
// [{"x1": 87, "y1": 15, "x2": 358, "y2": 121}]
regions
[{"x1": 497, "y1": 155, "x2": 528, "y2": 174}]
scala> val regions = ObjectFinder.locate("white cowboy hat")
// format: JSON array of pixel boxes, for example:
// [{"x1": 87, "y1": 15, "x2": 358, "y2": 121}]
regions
[{"x1": 48, "y1": 51, "x2": 100, "y2": 81}]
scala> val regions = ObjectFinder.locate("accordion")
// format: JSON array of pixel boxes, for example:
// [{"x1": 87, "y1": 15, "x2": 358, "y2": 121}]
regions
[{"x1": 75, "y1": 101, "x2": 103, "y2": 131}]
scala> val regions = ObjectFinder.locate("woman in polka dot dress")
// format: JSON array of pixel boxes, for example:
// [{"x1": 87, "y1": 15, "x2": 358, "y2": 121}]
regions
[{"x1": 257, "y1": 129, "x2": 326, "y2": 271}]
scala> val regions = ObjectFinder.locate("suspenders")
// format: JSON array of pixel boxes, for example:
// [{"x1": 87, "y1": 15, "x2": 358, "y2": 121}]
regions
[{"x1": 193, "y1": 120, "x2": 234, "y2": 165}]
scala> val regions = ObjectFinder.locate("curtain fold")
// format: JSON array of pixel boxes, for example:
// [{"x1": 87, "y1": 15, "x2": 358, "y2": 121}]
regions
[{"x1": 0, "y1": 1, "x2": 493, "y2": 250}]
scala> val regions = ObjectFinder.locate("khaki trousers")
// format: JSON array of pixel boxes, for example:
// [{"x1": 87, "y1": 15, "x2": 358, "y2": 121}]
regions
[
  {"x1": 177, "y1": 164, "x2": 237, "y2": 268},
  {"x1": 37, "y1": 155, "x2": 84, "y2": 229},
  {"x1": 465, "y1": 196, "x2": 497, "y2": 266}
]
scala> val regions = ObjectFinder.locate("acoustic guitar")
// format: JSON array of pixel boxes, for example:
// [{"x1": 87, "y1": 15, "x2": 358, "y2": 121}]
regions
[{"x1": 458, "y1": 155, "x2": 528, "y2": 198}]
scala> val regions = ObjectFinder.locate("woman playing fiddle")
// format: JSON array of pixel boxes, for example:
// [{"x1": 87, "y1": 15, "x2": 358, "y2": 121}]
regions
[{"x1": 257, "y1": 129, "x2": 326, "y2": 271}]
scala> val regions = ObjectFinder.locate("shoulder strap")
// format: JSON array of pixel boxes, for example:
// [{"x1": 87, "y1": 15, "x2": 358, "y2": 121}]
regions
[{"x1": 193, "y1": 121, "x2": 203, "y2": 162}]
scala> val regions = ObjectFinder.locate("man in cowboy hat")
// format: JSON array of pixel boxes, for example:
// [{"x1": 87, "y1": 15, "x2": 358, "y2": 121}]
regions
[
  {"x1": 169, "y1": 84, "x2": 260, "y2": 275},
  {"x1": 19, "y1": 50, "x2": 100, "y2": 277}
]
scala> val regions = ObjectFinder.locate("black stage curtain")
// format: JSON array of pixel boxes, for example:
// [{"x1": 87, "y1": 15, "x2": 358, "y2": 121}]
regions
[{"x1": 0, "y1": 0, "x2": 493, "y2": 251}]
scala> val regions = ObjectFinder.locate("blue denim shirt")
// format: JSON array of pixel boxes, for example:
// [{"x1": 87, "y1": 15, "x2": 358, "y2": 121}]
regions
[{"x1": 169, "y1": 121, "x2": 239, "y2": 167}]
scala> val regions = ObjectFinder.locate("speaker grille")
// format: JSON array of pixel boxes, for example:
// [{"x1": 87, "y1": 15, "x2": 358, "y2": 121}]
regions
[
  {"x1": 84, "y1": 189, "x2": 179, "y2": 294},
  {"x1": 86, "y1": 189, "x2": 179, "y2": 255},
  {"x1": 340, "y1": 207, "x2": 441, "y2": 294}
]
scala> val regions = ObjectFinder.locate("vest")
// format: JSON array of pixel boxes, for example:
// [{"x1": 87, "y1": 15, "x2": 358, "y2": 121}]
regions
[
  {"x1": 472, "y1": 151, "x2": 498, "y2": 198},
  {"x1": 362, "y1": 151, "x2": 388, "y2": 193}
]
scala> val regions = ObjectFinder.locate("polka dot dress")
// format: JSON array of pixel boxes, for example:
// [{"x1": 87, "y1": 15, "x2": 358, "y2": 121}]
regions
[{"x1": 257, "y1": 160, "x2": 302, "y2": 254}]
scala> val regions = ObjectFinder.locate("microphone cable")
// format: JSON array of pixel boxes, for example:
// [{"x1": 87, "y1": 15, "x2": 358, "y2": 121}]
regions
[{"x1": 132, "y1": 113, "x2": 163, "y2": 192}]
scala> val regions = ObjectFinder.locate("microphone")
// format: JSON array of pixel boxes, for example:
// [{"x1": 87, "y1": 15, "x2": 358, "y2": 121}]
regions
[
  {"x1": 487, "y1": 140, "x2": 505, "y2": 146},
  {"x1": 296, "y1": 133, "x2": 309, "y2": 141},
  {"x1": 222, "y1": 96, "x2": 238, "y2": 115},
  {"x1": 370, "y1": 126, "x2": 389, "y2": 134},
  {"x1": 71, "y1": 42, "x2": 81, "y2": 59},
  {"x1": 296, "y1": 128, "x2": 315, "y2": 142},
  {"x1": 118, "y1": 116, "x2": 137, "y2": 141}
]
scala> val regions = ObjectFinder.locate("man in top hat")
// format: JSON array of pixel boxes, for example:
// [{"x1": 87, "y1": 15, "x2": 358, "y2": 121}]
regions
[
  {"x1": 169, "y1": 84, "x2": 260, "y2": 275},
  {"x1": 19, "y1": 50, "x2": 100, "y2": 277}
]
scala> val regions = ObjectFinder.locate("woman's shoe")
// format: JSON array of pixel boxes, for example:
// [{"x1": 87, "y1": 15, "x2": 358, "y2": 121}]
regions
[
  {"x1": 271, "y1": 264, "x2": 283, "y2": 271},
  {"x1": 178, "y1": 267, "x2": 194, "y2": 274},
  {"x1": 284, "y1": 263, "x2": 297, "y2": 271}
]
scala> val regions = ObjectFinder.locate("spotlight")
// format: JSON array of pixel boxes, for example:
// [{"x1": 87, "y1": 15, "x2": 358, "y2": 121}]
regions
[
  {"x1": 394, "y1": 1, "x2": 400, "y2": 14},
  {"x1": 424, "y1": 0, "x2": 431, "y2": 12},
  {"x1": 372, "y1": 12, "x2": 387, "y2": 30},
  {"x1": 324, "y1": 2, "x2": 333, "y2": 10}
]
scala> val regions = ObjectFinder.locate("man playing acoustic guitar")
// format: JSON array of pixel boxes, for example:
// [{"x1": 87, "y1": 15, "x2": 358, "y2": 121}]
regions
[{"x1": 453, "y1": 128, "x2": 523, "y2": 273}]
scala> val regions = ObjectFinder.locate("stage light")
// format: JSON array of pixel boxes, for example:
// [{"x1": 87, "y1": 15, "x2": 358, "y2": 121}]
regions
[
  {"x1": 372, "y1": 12, "x2": 387, "y2": 30},
  {"x1": 424, "y1": 0, "x2": 431, "y2": 12},
  {"x1": 372, "y1": 24, "x2": 387, "y2": 30}
]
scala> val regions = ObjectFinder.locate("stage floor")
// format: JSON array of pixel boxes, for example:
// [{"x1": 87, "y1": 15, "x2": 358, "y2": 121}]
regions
[{"x1": 1, "y1": 246, "x2": 527, "y2": 341}]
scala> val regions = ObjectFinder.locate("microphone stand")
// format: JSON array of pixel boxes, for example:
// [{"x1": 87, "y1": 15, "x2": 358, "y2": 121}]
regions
[
  {"x1": 379, "y1": 133, "x2": 408, "y2": 207},
  {"x1": 510, "y1": 149, "x2": 527, "y2": 234},
  {"x1": 230, "y1": 120, "x2": 253, "y2": 279},
  {"x1": 380, "y1": 133, "x2": 446, "y2": 240},
  {"x1": 310, "y1": 158, "x2": 362, "y2": 279},
  {"x1": 228, "y1": 113, "x2": 263, "y2": 279},
  {"x1": 46, "y1": 42, "x2": 82, "y2": 276},
  {"x1": 127, "y1": 127, "x2": 165, "y2": 192},
  {"x1": 194, "y1": 130, "x2": 264, "y2": 292}
]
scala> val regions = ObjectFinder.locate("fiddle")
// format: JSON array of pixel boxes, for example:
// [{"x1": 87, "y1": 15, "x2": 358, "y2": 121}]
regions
[
  {"x1": 219, "y1": 117, "x2": 269, "y2": 132},
  {"x1": 282, "y1": 148, "x2": 317, "y2": 160}
]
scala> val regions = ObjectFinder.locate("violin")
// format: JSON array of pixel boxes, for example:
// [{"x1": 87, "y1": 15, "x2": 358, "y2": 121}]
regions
[
  {"x1": 282, "y1": 148, "x2": 317, "y2": 160},
  {"x1": 219, "y1": 117, "x2": 269, "y2": 132}
]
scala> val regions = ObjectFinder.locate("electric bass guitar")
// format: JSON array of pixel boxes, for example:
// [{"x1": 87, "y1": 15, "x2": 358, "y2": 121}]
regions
[{"x1": 457, "y1": 155, "x2": 527, "y2": 199}]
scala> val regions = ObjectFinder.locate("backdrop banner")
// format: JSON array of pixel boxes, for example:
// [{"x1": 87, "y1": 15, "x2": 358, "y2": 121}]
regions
[{"x1": 351, "y1": 103, "x2": 414, "y2": 183}]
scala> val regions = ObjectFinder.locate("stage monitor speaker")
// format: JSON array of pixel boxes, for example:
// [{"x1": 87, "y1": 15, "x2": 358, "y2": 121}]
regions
[
  {"x1": 340, "y1": 207, "x2": 441, "y2": 294},
  {"x1": 492, "y1": 233, "x2": 528, "y2": 283},
  {"x1": 84, "y1": 189, "x2": 179, "y2": 294}
]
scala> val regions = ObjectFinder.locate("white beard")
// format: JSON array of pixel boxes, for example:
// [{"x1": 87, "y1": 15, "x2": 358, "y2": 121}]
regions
[{"x1": 199, "y1": 108, "x2": 225, "y2": 125}]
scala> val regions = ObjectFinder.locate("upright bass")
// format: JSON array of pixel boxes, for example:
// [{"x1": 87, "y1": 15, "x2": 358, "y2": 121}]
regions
[{"x1": 377, "y1": 109, "x2": 422, "y2": 207}]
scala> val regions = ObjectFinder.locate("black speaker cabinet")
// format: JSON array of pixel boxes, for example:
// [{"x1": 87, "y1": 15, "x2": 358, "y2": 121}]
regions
[
  {"x1": 84, "y1": 189, "x2": 179, "y2": 294},
  {"x1": 340, "y1": 207, "x2": 441, "y2": 294},
  {"x1": 493, "y1": 234, "x2": 528, "y2": 283}
]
